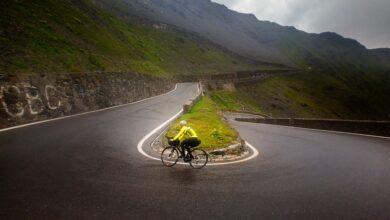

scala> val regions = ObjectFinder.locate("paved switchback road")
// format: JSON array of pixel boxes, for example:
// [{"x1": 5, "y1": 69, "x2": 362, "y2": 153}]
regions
[
  {"x1": 227, "y1": 118, "x2": 390, "y2": 219},
  {"x1": 1, "y1": 82, "x2": 390, "y2": 219}
]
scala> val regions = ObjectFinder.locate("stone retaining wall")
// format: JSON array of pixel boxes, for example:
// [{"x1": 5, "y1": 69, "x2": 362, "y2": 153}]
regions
[
  {"x1": 236, "y1": 118, "x2": 390, "y2": 137},
  {"x1": 0, "y1": 72, "x2": 176, "y2": 129},
  {"x1": 177, "y1": 69, "x2": 292, "y2": 91},
  {"x1": 0, "y1": 69, "x2": 289, "y2": 130}
]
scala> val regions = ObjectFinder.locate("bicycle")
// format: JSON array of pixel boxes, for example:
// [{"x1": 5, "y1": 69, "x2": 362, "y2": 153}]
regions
[{"x1": 161, "y1": 137, "x2": 208, "y2": 169}]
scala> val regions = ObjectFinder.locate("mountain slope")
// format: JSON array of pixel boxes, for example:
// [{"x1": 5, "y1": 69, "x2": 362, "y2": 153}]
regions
[
  {"x1": 95, "y1": 0, "x2": 390, "y2": 120},
  {"x1": 0, "y1": 0, "x2": 271, "y2": 75},
  {"x1": 1, "y1": 0, "x2": 389, "y2": 119},
  {"x1": 372, "y1": 48, "x2": 390, "y2": 64},
  {"x1": 100, "y1": 0, "x2": 289, "y2": 64},
  {"x1": 102, "y1": 0, "x2": 389, "y2": 70},
  {"x1": 235, "y1": 70, "x2": 390, "y2": 120}
]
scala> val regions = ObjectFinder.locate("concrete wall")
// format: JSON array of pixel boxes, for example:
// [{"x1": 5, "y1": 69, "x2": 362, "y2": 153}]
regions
[
  {"x1": 235, "y1": 118, "x2": 390, "y2": 137},
  {"x1": 0, "y1": 72, "x2": 176, "y2": 129}
]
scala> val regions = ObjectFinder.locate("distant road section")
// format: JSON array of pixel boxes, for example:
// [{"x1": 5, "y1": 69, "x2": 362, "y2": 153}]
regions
[{"x1": 1, "y1": 83, "x2": 390, "y2": 219}]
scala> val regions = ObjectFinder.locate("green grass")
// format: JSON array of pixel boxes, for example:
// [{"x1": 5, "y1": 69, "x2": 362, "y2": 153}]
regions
[
  {"x1": 0, "y1": 0, "x2": 268, "y2": 75},
  {"x1": 235, "y1": 70, "x2": 390, "y2": 120},
  {"x1": 166, "y1": 96, "x2": 238, "y2": 150},
  {"x1": 209, "y1": 90, "x2": 263, "y2": 113}
]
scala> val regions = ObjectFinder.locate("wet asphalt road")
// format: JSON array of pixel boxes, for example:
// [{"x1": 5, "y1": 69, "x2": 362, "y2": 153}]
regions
[{"x1": 1, "y1": 83, "x2": 390, "y2": 220}]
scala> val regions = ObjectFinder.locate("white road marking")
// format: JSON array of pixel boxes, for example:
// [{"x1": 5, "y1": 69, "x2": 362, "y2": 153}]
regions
[
  {"x1": 207, "y1": 141, "x2": 259, "y2": 166},
  {"x1": 0, "y1": 84, "x2": 179, "y2": 133},
  {"x1": 137, "y1": 82, "x2": 259, "y2": 166},
  {"x1": 136, "y1": 84, "x2": 260, "y2": 165},
  {"x1": 137, "y1": 111, "x2": 260, "y2": 165},
  {"x1": 137, "y1": 109, "x2": 184, "y2": 161},
  {"x1": 155, "y1": 141, "x2": 259, "y2": 166}
]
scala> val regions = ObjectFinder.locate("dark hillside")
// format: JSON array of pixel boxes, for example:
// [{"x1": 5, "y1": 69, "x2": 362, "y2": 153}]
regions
[{"x1": 0, "y1": 0, "x2": 271, "y2": 75}]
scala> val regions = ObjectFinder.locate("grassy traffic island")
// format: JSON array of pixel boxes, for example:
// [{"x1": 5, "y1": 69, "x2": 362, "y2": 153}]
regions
[
  {"x1": 161, "y1": 95, "x2": 253, "y2": 162},
  {"x1": 166, "y1": 95, "x2": 239, "y2": 151}
]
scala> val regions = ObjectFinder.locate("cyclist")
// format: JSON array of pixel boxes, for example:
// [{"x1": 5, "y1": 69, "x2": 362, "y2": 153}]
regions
[{"x1": 170, "y1": 120, "x2": 201, "y2": 160}]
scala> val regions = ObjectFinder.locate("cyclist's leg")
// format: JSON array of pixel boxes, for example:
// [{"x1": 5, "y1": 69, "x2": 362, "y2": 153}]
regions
[
  {"x1": 181, "y1": 138, "x2": 192, "y2": 157},
  {"x1": 187, "y1": 137, "x2": 200, "y2": 148},
  {"x1": 180, "y1": 140, "x2": 187, "y2": 156},
  {"x1": 185, "y1": 138, "x2": 200, "y2": 158}
]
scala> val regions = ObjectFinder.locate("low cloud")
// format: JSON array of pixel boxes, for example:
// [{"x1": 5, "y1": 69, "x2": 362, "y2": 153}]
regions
[{"x1": 213, "y1": 0, "x2": 390, "y2": 48}]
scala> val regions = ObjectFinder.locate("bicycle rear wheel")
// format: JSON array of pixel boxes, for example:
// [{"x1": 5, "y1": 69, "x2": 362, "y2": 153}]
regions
[
  {"x1": 190, "y1": 149, "x2": 208, "y2": 169},
  {"x1": 161, "y1": 147, "x2": 179, "y2": 167}
]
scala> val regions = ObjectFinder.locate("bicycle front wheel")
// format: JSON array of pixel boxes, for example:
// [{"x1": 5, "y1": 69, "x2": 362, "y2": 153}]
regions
[
  {"x1": 161, "y1": 147, "x2": 179, "y2": 167},
  {"x1": 190, "y1": 149, "x2": 208, "y2": 169}
]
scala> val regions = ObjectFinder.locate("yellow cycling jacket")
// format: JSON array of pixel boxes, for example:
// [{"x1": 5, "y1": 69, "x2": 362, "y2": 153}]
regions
[{"x1": 173, "y1": 126, "x2": 198, "y2": 141}]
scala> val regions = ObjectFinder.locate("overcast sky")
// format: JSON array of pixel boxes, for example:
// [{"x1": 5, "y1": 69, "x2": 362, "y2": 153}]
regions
[{"x1": 212, "y1": 0, "x2": 390, "y2": 49}]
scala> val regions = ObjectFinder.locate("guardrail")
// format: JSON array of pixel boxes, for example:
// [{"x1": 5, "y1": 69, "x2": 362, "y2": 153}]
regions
[{"x1": 235, "y1": 118, "x2": 390, "y2": 137}]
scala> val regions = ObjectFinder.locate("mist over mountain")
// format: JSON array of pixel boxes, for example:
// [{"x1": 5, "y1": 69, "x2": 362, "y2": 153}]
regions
[{"x1": 95, "y1": 0, "x2": 390, "y2": 70}]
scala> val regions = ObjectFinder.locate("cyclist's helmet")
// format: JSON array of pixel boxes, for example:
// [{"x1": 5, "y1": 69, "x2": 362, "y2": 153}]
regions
[{"x1": 180, "y1": 120, "x2": 187, "y2": 126}]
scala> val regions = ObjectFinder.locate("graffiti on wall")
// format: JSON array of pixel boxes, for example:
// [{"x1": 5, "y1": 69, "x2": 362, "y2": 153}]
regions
[{"x1": 0, "y1": 83, "x2": 63, "y2": 118}]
